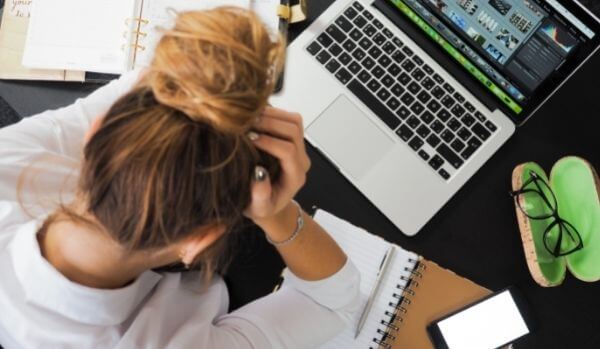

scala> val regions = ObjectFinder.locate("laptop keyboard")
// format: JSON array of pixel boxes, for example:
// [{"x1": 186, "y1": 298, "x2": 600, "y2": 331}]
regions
[{"x1": 305, "y1": 1, "x2": 498, "y2": 181}]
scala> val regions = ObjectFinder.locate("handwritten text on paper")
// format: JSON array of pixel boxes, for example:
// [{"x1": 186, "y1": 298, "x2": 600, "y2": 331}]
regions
[{"x1": 10, "y1": 0, "x2": 33, "y2": 18}]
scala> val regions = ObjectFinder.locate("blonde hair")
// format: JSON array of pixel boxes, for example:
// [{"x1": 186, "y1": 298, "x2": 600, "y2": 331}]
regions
[{"x1": 45, "y1": 7, "x2": 285, "y2": 279}]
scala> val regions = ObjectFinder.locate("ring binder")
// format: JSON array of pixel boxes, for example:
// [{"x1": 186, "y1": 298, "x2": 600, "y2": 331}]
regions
[{"x1": 123, "y1": 15, "x2": 150, "y2": 69}]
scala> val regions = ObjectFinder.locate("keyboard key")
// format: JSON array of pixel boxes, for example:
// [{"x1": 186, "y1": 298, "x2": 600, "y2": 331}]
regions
[
  {"x1": 420, "y1": 110, "x2": 434, "y2": 124},
  {"x1": 350, "y1": 28, "x2": 363, "y2": 41},
  {"x1": 427, "y1": 134, "x2": 441, "y2": 148},
  {"x1": 378, "y1": 55, "x2": 392, "y2": 68},
  {"x1": 464, "y1": 101, "x2": 475, "y2": 113},
  {"x1": 451, "y1": 104, "x2": 465, "y2": 118},
  {"x1": 362, "y1": 56, "x2": 375, "y2": 70},
  {"x1": 367, "y1": 79, "x2": 381, "y2": 92},
  {"x1": 335, "y1": 16, "x2": 353, "y2": 32},
  {"x1": 407, "y1": 81, "x2": 421, "y2": 94},
  {"x1": 472, "y1": 123, "x2": 491, "y2": 141},
  {"x1": 423, "y1": 64, "x2": 434, "y2": 75},
  {"x1": 382, "y1": 42, "x2": 395, "y2": 54},
  {"x1": 461, "y1": 137, "x2": 482, "y2": 160},
  {"x1": 416, "y1": 125, "x2": 431, "y2": 138},
  {"x1": 358, "y1": 70, "x2": 371, "y2": 83},
  {"x1": 325, "y1": 59, "x2": 341, "y2": 73},
  {"x1": 441, "y1": 95, "x2": 455, "y2": 108},
  {"x1": 407, "y1": 115, "x2": 420, "y2": 129},
  {"x1": 431, "y1": 86, "x2": 445, "y2": 99},
  {"x1": 418, "y1": 150, "x2": 431, "y2": 161},
  {"x1": 417, "y1": 91, "x2": 431, "y2": 104},
  {"x1": 364, "y1": 24, "x2": 376, "y2": 37},
  {"x1": 485, "y1": 121, "x2": 497, "y2": 132},
  {"x1": 348, "y1": 61, "x2": 362, "y2": 74},
  {"x1": 457, "y1": 127, "x2": 471, "y2": 141},
  {"x1": 368, "y1": 46, "x2": 383, "y2": 59},
  {"x1": 326, "y1": 25, "x2": 347, "y2": 43},
  {"x1": 427, "y1": 100, "x2": 441, "y2": 113},
  {"x1": 307, "y1": 41, "x2": 322, "y2": 55},
  {"x1": 396, "y1": 124, "x2": 413, "y2": 141},
  {"x1": 372, "y1": 65, "x2": 385, "y2": 79},
  {"x1": 450, "y1": 139, "x2": 465, "y2": 152},
  {"x1": 401, "y1": 92, "x2": 415, "y2": 106},
  {"x1": 392, "y1": 50, "x2": 406, "y2": 63},
  {"x1": 437, "y1": 109, "x2": 451, "y2": 122},
  {"x1": 453, "y1": 92, "x2": 465, "y2": 104},
  {"x1": 352, "y1": 1, "x2": 364, "y2": 10},
  {"x1": 329, "y1": 43, "x2": 343, "y2": 56},
  {"x1": 363, "y1": 11, "x2": 374, "y2": 20},
  {"x1": 461, "y1": 113, "x2": 475, "y2": 127},
  {"x1": 389, "y1": 63, "x2": 401, "y2": 76},
  {"x1": 348, "y1": 80, "x2": 401, "y2": 130},
  {"x1": 421, "y1": 77, "x2": 435, "y2": 90},
  {"x1": 393, "y1": 37, "x2": 404, "y2": 47},
  {"x1": 353, "y1": 15, "x2": 367, "y2": 28},
  {"x1": 335, "y1": 68, "x2": 352, "y2": 84},
  {"x1": 430, "y1": 120, "x2": 444, "y2": 133},
  {"x1": 359, "y1": 37, "x2": 373, "y2": 50},
  {"x1": 383, "y1": 28, "x2": 394, "y2": 38},
  {"x1": 412, "y1": 56, "x2": 424, "y2": 65},
  {"x1": 474, "y1": 111, "x2": 486, "y2": 122},
  {"x1": 411, "y1": 68, "x2": 425, "y2": 81},
  {"x1": 382, "y1": 74, "x2": 394, "y2": 87},
  {"x1": 317, "y1": 33, "x2": 333, "y2": 47},
  {"x1": 433, "y1": 73, "x2": 444, "y2": 84},
  {"x1": 391, "y1": 83, "x2": 405, "y2": 96},
  {"x1": 376, "y1": 88, "x2": 391, "y2": 101},
  {"x1": 401, "y1": 59, "x2": 416, "y2": 72},
  {"x1": 398, "y1": 72, "x2": 411, "y2": 84},
  {"x1": 441, "y1": 129, "x2": 454, "y2": 142},
  {"x1": 352, "y1": 48, "x2": 366, "y2": 60},
  {"x1": 410, "y1": 102, "x2": 425, "y2": 115},
  {"x1": 402, "y1": 46, "x2": 414, "y2": 56},
  {"x1": 373, "y1": 33, "x2": 386, "y2": 45},
  {"x1": 447, "y1": 118, "x2": 461, "y2": 131},
  {"x1": 386, "y1": 97, "x2": 400, "y2": 111},
  {"x1": 316, "y1": 50, "x2": 332, "y2": 64},
  {"x1": 443, "y1": 83, "x2": 454, "y2": 93},
  {"x1": 437, "y1": 143, "x2": 464, "y2": 169},
  {"x1": 397, "y1": 106, "x2": 410, "y2": 119},
  {"x1": 343, "y1": 39, "x2": 357, "y2": 52},
  {"x1": 408, "y1": 136, "x2": 424, "y2": 151},
  {"x1": 439, "y1": 169, "x2": 450, "y2": 180},
  {"x1": 371, "y1": 18, "x2": 383, "y2": 28},
  {"x1": 428, "y1": 155, "x2": 445, "y2": 170},
  {"x1": 344, "y1": 6, "x2": 358, "y2": 19}
]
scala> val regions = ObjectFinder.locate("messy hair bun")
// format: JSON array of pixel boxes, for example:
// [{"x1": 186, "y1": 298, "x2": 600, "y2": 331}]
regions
[{"x1": 148, "y1": 7, "x2": 284, "y2": 134}]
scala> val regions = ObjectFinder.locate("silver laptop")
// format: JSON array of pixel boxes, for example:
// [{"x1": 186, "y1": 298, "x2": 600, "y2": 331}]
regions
[{"x1": 270, "y1": 0, "x2": 600, "y2": 235}]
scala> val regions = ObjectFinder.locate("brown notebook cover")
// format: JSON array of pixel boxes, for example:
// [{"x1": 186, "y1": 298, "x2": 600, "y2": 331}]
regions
[{"x1": 381, "y1": 258, "x2": 491, "y2": 349}]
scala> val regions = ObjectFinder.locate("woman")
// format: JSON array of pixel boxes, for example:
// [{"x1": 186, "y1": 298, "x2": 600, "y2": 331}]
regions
[{"x1": 0, "y1": 8, "x2": 360, "y2": 348}]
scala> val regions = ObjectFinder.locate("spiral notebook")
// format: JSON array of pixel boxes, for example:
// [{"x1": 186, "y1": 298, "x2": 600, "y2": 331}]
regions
[
  {"x1": 313, "y1": 210, "x2": 490, "y2": 349},
  {"x1": 21, "y1": 0, "x2": 250, "y2": 74}
]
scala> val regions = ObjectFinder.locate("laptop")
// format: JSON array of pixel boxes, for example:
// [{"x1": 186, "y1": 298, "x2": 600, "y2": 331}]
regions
[{"x1": 270, "y1": 0, "x2": 600, "y2": 235}]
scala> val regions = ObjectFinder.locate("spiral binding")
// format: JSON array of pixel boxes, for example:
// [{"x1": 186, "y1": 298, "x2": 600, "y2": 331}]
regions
[
  {"x1": 371, "y1": 257, "x2": 426, "y2": 349},
  {"x1": 122, "y1": 16, "x2": 150, "y2": 66}
]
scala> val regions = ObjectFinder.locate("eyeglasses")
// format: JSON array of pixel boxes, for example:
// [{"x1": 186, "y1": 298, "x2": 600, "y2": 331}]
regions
[{"x1": 510, "y1": 171, "x2": 583, "y2": 257}]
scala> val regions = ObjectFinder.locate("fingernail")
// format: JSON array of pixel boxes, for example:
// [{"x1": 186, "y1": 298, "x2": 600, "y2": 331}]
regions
[
  {"x1": 254, "y1": 166, "x2": 268, "y2": 181},
  {"x1": 247, "y1": 131, "x2": 260, "y2": 141}
]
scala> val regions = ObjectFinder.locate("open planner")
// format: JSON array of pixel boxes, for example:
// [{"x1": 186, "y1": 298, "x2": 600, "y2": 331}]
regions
[
  {"x1": 21, "y1": 0, "x2": 252, "y2": 74},
  {"x1": 313, "y1": 210, "x2": 491, "y2": 349}
]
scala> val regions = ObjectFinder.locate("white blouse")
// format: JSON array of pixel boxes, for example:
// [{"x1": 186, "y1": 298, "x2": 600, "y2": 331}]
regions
[{"x1": 0, "y1": 70, "x2": 361, "y2": 349}]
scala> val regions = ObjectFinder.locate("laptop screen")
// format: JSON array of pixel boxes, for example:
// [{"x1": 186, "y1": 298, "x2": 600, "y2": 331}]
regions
[{"x1": 384, "y1": 0, "x2": 600, "y2": 120}]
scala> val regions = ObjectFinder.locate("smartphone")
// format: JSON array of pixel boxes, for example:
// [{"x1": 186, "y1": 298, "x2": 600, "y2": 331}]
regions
[{"x1": 427, "y1": 287, "x2": 534, "y2": 349}]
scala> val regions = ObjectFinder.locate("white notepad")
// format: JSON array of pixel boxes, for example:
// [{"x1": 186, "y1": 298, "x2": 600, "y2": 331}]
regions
[
  {"x1": 22, "y1": 0, "x2": 250, "y2": 74},
  {"x1": 313, "y1": 210, "x2": 419, "y2": 348}
]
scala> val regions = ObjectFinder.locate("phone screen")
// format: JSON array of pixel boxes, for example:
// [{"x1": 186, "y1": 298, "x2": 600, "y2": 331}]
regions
[{"x1": 434, "y1": 290, "x2": 530, "y2": 349}]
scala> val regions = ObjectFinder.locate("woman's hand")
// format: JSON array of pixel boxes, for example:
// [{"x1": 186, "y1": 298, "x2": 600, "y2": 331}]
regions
[{"x1": 244, "y1": 107, "x2": 311, "y2": 226}]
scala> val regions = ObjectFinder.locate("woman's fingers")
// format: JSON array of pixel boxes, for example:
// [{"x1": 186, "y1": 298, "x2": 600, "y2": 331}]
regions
[
  {"x1": 244, "y1": 166, "x2": 274, "y2": 219},
  {"x1": 251, "y1": 133, "x2": 306, "y2": 188},
  {"x1": 255, "y1": 117, "x2": 302, "y2": 148}
]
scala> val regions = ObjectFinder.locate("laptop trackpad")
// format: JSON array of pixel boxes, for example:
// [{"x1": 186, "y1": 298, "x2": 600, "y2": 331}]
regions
[{"x1": 307, "y1": 95, "x2": 394, "y2": 180}]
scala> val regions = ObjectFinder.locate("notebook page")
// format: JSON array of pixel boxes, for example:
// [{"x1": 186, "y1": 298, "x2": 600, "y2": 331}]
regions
[
  {"x1": 134, "y1": 0, "x2": 250, "y2": 68},
  {"x1": 314, "y1": 210, "x2": 418, "y2": 348},
  {"x1": 22, "y1": 0, "x2": 138, "y2": 74},
  {"x1": 251, "y1": 0, "x2": 280, "y2": 35}
]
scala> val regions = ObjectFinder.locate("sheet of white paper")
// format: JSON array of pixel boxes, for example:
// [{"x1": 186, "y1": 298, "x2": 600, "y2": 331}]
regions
[
  {"x1": 22, "y1": 0, "x2": 138, "y2": 73},
  {"x1": 311, "y1": 210, "x2": 419, "y2": 349},
  {"x1": 251, "y1": 0, "x2": 280, "y2": 34}
]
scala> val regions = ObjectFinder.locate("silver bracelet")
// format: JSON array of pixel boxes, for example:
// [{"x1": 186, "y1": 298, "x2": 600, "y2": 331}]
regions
[{"x1": 265, "y1": 200, "x2": 304, "y2": 246}]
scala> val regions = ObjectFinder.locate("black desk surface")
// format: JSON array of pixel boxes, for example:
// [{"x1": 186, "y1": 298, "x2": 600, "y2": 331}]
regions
[{"x1": 1, "y1": 1, "x2": 600, "y2": 348}]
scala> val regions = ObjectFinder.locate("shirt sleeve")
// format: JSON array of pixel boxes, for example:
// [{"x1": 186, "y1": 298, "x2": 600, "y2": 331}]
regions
[
  {"x1": 208, "y1": 259, "x2": 361, "y2": 349},
  {"x1": 0, "y1": 70, "x2": 142, "y2": 204}
]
